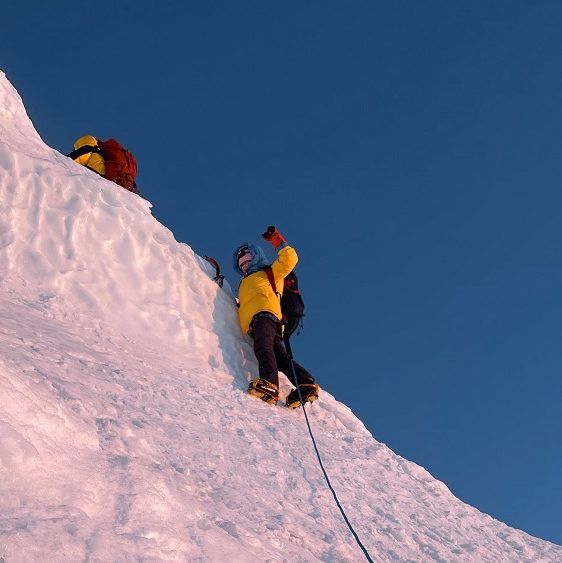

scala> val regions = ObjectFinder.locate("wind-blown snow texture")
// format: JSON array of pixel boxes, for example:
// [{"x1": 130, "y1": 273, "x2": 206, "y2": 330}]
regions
[{"x1": 0, "y1": 71, "x2": 560, "y2": 563}]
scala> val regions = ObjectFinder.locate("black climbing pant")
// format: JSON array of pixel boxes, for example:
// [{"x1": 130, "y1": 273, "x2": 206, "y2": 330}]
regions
[{"x1": 250, "y1": 314, "x2": 315, "y2": 388}]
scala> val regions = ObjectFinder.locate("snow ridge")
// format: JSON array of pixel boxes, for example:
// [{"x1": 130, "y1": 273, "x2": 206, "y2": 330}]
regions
[{"x1": 0, "y1": 71, "x2": 561, "y2": 562}]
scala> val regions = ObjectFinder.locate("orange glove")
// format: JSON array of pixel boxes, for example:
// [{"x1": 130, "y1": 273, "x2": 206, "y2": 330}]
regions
[{"x1": 262, "y1": 225, "x2": 286, "y2": 249}]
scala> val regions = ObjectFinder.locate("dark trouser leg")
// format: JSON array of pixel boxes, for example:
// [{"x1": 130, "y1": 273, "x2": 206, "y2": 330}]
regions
[
  {"x1": 273, "y1": 335, "x2": 315, "y2": 387},
  {"x1": 251, "y1": 316, "x2": 280, "y2": 387}
]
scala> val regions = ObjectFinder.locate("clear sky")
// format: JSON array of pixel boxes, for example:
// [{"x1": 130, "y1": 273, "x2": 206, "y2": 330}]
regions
[{"x1": 2, "y1": 1, "x2": 561, "y2": 546}]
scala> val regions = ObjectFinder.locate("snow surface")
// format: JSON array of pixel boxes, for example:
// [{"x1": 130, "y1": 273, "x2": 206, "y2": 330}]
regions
[{"x1": 0, "y1": 70, "x2": 561, "y2": 563}]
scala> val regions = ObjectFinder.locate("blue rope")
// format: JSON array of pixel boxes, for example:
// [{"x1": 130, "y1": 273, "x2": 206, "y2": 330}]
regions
[{"x1": 285, "y1": 339, "x2": 374, "y2": 563}]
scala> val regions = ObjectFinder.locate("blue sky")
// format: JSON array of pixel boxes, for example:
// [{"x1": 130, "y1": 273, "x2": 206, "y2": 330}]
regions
[{"x1": 2, "y1": 1, "x2": 562, "y2": 546}]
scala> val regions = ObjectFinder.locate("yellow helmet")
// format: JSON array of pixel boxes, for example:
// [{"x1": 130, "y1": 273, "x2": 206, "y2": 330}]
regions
[{"x1": 73, "y1": 135, "x2": 99, "y2": 150}]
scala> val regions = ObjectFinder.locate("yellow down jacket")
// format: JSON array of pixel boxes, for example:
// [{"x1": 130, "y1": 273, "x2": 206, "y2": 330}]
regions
[
  {"x1": 72, "y1": 135, "x2": 105, "y2": 176},
  {"x1": 238, "y1": 244, "x2": 298, "y2": 334}
]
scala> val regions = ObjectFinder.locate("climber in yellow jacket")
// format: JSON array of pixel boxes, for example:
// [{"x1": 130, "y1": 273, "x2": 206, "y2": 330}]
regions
[
  {"x1": 233, "y1": 226, "x2": 319, "y2": 408},
  {"x1": 67, "y1": 135, "x2": 106, "y2": 176},
  {"x1": 66, "y1": 135, "x2": 139, "y2": 194},
  {"x1": 236, "y1": 243, "x2": 297, "y2": 335}
]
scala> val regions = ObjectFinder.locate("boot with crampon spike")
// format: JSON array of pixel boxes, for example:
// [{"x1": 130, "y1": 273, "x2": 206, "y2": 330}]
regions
[
  {"x1": 285, "y1": 383, "x2": 319, "y2": 409},
  {"x1": 248, "y1": 378, "x2": 279, "y2": 405}
]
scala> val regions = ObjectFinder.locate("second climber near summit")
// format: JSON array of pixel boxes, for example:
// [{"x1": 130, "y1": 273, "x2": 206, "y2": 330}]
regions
[{"x1": 233, "y1": 226, "x2": 319, "y2": 408}]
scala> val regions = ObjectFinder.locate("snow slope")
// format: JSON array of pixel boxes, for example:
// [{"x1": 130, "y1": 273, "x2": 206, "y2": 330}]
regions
[{"x1": 0, "y1": 70, "x2": 561, "y2": 563}]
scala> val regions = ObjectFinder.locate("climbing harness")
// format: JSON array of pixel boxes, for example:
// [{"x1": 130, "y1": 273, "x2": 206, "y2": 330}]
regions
[{"x1": 284, "y1": 336, "x2": 375, "y2": 563}]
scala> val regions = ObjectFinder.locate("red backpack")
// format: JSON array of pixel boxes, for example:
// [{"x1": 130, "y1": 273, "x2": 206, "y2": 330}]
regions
[{"x1": 98, "y1": 139, "x2": 138, "y2": 193}]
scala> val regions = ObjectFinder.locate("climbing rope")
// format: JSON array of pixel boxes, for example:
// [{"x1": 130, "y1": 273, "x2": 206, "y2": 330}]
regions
[{"x1": 284, "y1": 337, "x2": 374, "y2": 563}]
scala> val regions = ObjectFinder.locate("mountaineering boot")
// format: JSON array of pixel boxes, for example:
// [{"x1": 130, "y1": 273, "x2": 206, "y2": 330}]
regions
[
  {"x1": 285, "y1": 383, "x2": 319, "y2": 409},
  {"x1": 248, "y1": 378, "x2": 279, "y2": 405}
]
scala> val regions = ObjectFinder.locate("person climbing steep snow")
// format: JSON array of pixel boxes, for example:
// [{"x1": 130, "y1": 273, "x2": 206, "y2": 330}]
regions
[
  {"x1": 67, "y1": 135, "x2": 139, "y2": 194},
  {"x1": 67, "y1": 135, "x2": 105, "y2": 177},
  {"x1": 233, "y1": 226, "x2": 319, "y2": 407}
]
